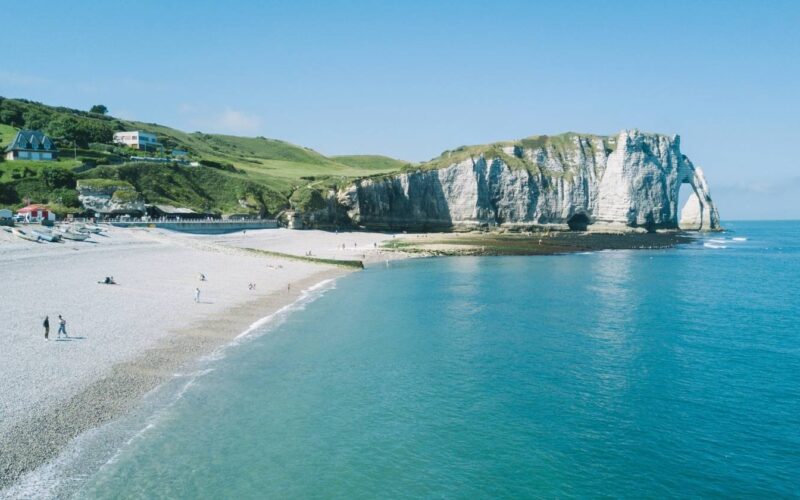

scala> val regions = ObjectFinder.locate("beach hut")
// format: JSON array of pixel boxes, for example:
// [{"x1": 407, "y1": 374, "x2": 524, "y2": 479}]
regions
[
  {"x1": 0, "y1": 208, "x2": 12, "y2": 219},
  {"x1": 17, "y1": 204, "x2": 55, "y2": 222}
]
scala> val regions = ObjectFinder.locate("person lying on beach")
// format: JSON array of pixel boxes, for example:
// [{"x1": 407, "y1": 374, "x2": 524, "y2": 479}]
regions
[{"x1": 98, "y1": 276, "x2": 117, "y2": 285}]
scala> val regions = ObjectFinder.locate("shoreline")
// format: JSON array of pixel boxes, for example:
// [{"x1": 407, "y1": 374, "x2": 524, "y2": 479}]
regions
[
  {"x1": 382, "y1": 230, "x2": 694, "y2": 256},
  {"x1": 0, "y1": 267, "x2": 349, "y2": 492},
  {"x1": 0, "y1": 226, "x2": 410, "y2": 493},
  {"x1": 0, "y1": 226, "x2": 700, "y2": 493}
]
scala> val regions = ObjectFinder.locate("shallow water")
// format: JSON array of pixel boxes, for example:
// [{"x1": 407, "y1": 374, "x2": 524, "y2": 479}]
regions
[{"x1": 28, "y1": 222, "x2": 800, "y2": 497}]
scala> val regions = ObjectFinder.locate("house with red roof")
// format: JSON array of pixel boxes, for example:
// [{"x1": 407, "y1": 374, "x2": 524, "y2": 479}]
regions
[{"x1": 17, "y1": 204, "x2": 55, "y2": 222}]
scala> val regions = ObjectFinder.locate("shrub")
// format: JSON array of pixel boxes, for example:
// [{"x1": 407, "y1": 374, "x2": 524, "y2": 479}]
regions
[
  {"x1": 0, "y1": 182, "x2": 19, "y2": 204},
  {"x1": 88, "y1": 142, "x2": 116, "y2": 152},
  {"x1": 290, "y1": 187, "x2": 327, "y2": 212},
  {"x1": 50, "y1": 187, "x2": 80, "y2": 207},
  {"x1": 40, "y1": 167, "x2": 76, "y2": 189},
  {"x1": 76, "y1": 157, "x2": 97, "y2": 167},
  {"x1": 111, "y1": 189, "x2": 140, "y2": 203},
  {"x1": 199, "y1": 159, "x2": 238, "y2": 172},
  {"x1": 77, "y1": 178, "x2": 135, "y2": 190}
]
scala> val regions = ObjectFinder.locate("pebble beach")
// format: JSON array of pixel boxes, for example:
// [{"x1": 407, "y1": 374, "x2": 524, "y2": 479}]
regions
[{"x1": 0, "y1": 226, "x2": 408, "y2": 491}]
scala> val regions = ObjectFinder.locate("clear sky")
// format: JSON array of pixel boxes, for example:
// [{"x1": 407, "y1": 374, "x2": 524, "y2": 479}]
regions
[{"x1": 2, "y1": 0, "x2": 798, "y2": 219}]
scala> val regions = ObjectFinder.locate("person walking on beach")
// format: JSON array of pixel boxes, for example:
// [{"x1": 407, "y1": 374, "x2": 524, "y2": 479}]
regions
[
  {"x1": 43, "y1": 315, "x2": 49, "y2": 340},
  {"x1": 194, "y1": 288, "x2": 201, "y2": 303},
  {"x1": 57, "y1": 315, "x2": 68, "y2": 339}
]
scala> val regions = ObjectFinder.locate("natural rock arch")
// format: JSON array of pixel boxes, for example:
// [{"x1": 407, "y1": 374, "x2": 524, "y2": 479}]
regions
[{"x1": 678, "y1": 167, "x2": 720, "y2": 231}]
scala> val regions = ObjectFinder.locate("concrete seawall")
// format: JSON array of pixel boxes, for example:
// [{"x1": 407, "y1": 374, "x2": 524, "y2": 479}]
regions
[{"x1": 110, "y1": 220, "x2": 278, "y2": 234}]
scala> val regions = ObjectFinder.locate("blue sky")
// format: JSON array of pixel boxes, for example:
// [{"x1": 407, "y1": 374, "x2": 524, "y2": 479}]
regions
[{"x1": 2, "y1": 0, "x2": 798, "y2": 219}]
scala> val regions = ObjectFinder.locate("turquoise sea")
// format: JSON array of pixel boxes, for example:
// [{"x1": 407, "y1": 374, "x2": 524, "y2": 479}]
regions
[{"x1": 23, "y1": 222, "x2": 800, "y2": 498}]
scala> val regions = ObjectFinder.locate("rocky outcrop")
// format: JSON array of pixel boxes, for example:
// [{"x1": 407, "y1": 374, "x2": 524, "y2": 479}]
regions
[
  {"x1": 678, "y1": 167, "x2": 721, "y2": 231},
  {"x1": 77, "y1": 181, "x2": 145, "y2": 215},
  {"x1": 307, "y1": 130, "x2": 719, "y2": 232}
]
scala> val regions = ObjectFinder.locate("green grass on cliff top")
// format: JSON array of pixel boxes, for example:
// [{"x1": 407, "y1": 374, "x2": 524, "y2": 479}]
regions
[
  {"x1": 417, "y1": 132, "x2": 619, "y2": 176},
  {"x1": 331, "y1": 155, "x2": 411, "y2": 172}
]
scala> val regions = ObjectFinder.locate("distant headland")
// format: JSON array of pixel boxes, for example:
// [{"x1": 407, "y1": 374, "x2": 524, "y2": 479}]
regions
[{"x1": 0, "y1": 97, "x2": 718, "y2": 232}]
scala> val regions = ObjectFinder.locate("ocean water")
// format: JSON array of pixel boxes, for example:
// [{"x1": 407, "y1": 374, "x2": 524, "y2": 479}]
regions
[{"x1": 31, "y1": 222, "x2": 800, "y2": 497}]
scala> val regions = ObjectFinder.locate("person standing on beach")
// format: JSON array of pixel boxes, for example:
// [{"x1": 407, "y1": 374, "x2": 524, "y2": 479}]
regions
[
  {"x1": 43, "y1": 315, "x2": 49, "y2": 340},
  {"x1": 57, "y1": 315, "x2": 67, "y2": 339},
  {"x1": 195, "y1": 288, "x2": 201, "y2": 303}
]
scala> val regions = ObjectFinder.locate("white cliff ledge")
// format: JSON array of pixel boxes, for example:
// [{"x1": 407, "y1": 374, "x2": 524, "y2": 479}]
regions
[{"x1": 322, "y1": 130, "x2": 720, "y2": 232}]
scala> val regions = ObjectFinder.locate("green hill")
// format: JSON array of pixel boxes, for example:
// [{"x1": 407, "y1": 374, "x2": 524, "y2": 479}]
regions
[
  {"x1": 0, "y1": 97, "x2": 408, "y2": 215},
  {"x1": 331, "y1": 155, "x2": 410, "y2": 172},
  {"x1": 0, "y1": 96, "x2": 625, "y2": 219}
]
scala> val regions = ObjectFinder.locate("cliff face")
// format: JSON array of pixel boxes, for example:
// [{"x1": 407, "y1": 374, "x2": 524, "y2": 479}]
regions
[{"x1": 330, "y1": 130, "x2": 720, "y2": 232}]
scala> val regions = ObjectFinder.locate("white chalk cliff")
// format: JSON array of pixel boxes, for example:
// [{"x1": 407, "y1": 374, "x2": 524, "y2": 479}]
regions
[
  {"x1": 77, "y1": 181, "x2": 145, "y2": 215},
  {"x1": 326, "y1": 130, "x2": 720, "y2": 232}
]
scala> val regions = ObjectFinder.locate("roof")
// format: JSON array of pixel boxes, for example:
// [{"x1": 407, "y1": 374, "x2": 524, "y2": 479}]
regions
[
  {"x1": 17, "y1": 204, "x2": 48, "y2": 213},
  {"x1": 4, "y1": 130, "x2": 57, "y2": 153},
  {"x1": 114, "y1": 130, "x2": 157, "y2": 136},
  {"x1": 153, "y1": 204, "x2": 197, "y2": 214}
]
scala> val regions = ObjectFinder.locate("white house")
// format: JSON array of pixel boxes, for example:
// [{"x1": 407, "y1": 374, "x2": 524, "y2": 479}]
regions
[
  {"x1": 113, "y1": 131, "x2": 159, "y2": 151},
  {"x1": 4, "y1": 130, "x2": 59, "y2": 161}
]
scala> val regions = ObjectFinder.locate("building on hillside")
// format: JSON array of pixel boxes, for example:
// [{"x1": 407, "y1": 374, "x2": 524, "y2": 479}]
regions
[
  {"x1": 4, "y1": 130, "x2": 59, "y2": 161},
  {"x1": 17, "y1": 204, "x2": 55, "y2": 222},
  {"x1": 113, "y1": 131, "x2": 160, "y2": 151}
]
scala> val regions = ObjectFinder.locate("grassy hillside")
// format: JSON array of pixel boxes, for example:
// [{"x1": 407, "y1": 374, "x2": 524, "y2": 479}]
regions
[
  {"x1": 0, "y1": 97, "x2": 407, "y2": 214},
  {"x1": 86, "y1": 163, "x2": 286, "y2": 215},
  {"x1": 0, "y1": 96, "x2": 634, "y2": 218},
  {"x1": 331, "y1": 155, "x2": 411, "y2": 172},
  {"x1": 0, "y1": 123, "x2": 18, "y2": 148}
]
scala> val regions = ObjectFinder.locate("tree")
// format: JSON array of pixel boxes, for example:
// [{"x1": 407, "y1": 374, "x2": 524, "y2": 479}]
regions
[
  {"x1": 46, "y1": 116, "x2": 113, "y2": 147},
  {"x1": 90, "y1": 104, "x2": 108, "y2": 115},
  {"x1": 47, "y1": 116, "x2": 88, "y2": 146},
  {"x1": 0, "y1": 100, "x2": 25, "y2": 127},
  {"x1": 40, "y1": 167, "x2": 76, "y2": 189},
  {"x1": 22, "y1": 109, "x2": 50, "y2": 130}
]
